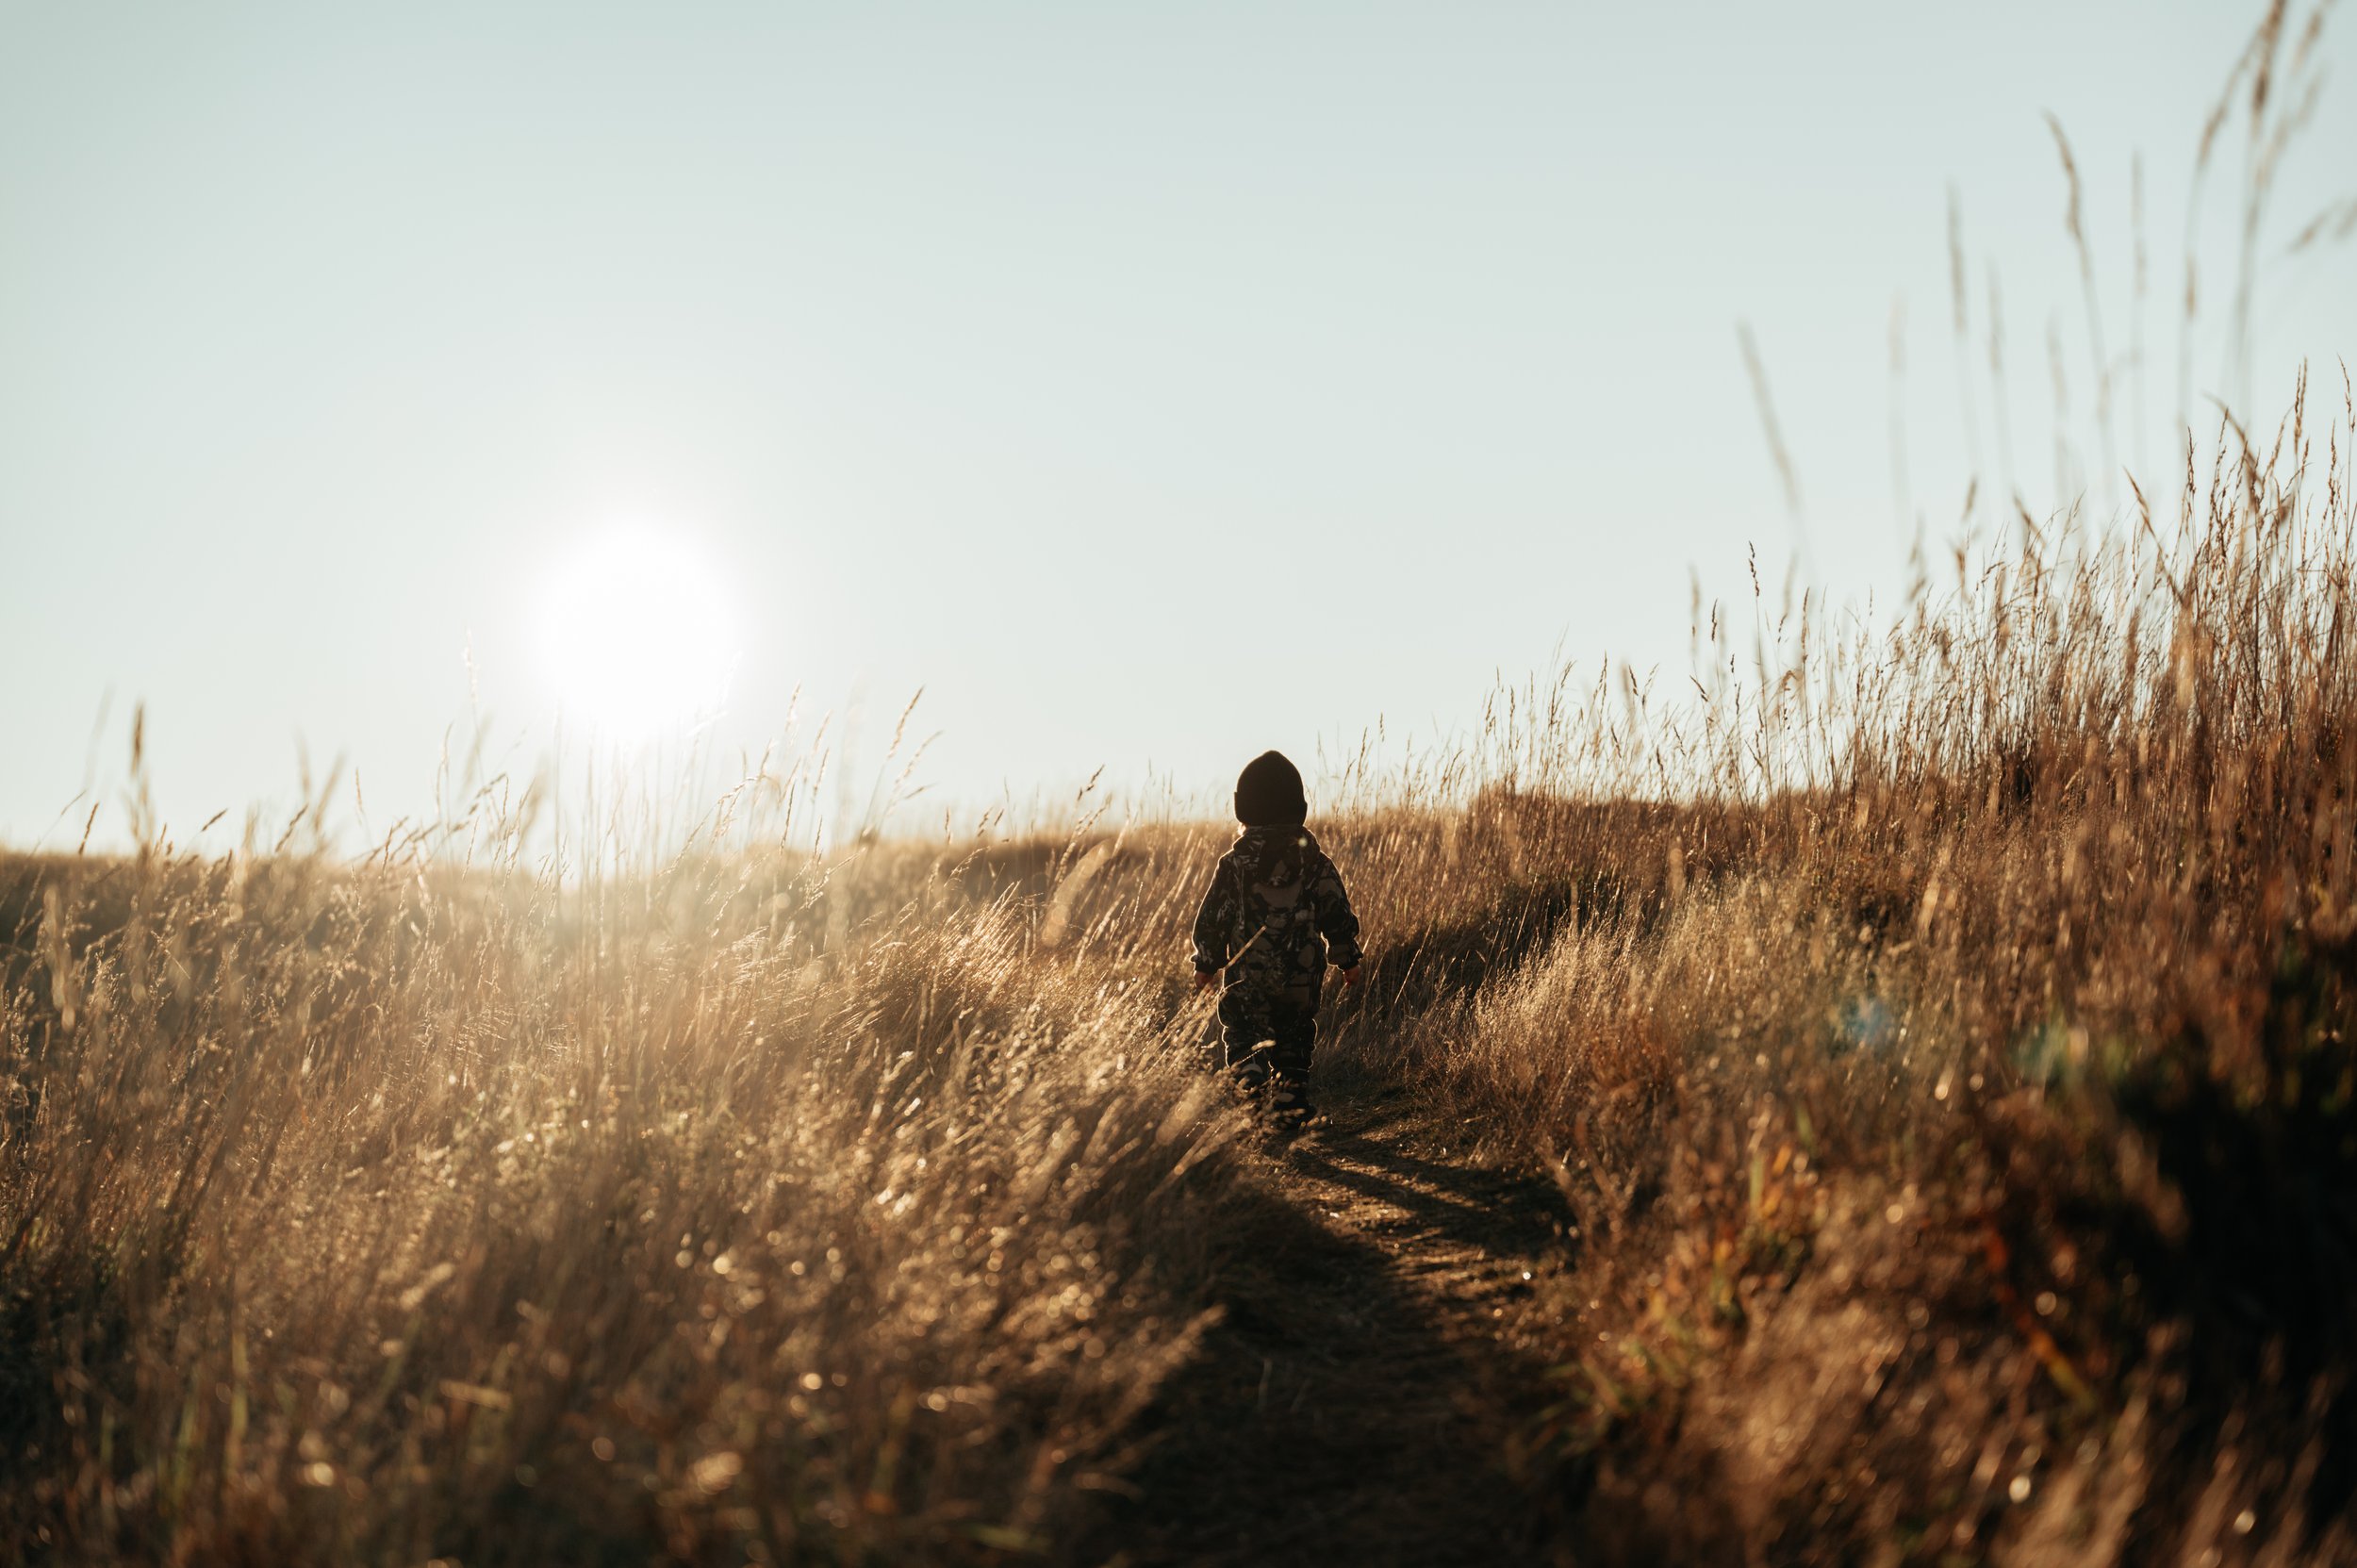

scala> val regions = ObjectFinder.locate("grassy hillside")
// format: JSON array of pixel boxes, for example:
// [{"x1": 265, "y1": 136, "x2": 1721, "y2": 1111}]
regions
[{"x1": 8, "y1": 371, "x2": 2357, "y2": 1564}]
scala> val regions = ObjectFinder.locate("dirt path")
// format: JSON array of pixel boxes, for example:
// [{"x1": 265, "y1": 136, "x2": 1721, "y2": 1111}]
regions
[{"x1": 1092, "y1": 1086, "x2": 1582, "y2": 1567}]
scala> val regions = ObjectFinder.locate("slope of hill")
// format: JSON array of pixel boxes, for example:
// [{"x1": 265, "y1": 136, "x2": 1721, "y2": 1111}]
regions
[{"x1": 8, "y1": 355, "x2": 2357, "y2": 1567}]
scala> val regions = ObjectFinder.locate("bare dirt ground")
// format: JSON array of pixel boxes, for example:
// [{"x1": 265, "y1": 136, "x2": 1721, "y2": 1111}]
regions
[{"x1": 1089, "y1": 1085, "x2": 1582, "y2": 1567}]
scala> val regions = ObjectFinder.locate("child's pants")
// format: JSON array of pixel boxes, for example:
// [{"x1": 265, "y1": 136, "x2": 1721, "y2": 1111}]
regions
[{"x1": 1217, "y1": 986, "x2": 1319, "y2": 1106}]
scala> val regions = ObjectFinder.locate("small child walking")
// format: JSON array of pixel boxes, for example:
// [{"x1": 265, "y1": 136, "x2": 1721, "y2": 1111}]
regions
[{"x1": 1190, "y1": 751, "x2": 1362, "y2": 1129}]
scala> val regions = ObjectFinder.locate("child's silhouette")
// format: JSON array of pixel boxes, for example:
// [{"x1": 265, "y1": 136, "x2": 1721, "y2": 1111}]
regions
[{"x1": 1190, "y1": 751, "x2": 1362, "y2": 1129}]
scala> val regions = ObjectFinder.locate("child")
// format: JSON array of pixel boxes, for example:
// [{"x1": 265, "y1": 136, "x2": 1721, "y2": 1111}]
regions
[{"x1": 1190, "y1": 751, "x2": 1362, "y2": 1129}]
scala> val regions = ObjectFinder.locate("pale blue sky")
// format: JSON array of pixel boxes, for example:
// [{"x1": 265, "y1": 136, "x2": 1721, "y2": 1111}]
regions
[{"x1": 4, "y1": 2, "x2": 2351, "y2": 847}]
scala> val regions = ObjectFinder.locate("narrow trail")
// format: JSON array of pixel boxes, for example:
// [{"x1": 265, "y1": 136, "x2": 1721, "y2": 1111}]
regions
[{"x1": 1095, "y1": 1086, "x2": 1583, "y2": 1567}]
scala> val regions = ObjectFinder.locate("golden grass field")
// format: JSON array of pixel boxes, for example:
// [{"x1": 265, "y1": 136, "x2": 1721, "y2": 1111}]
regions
[
  {"x1": 9, "y1": 362, "x2": 2357, "y2": 1563},
  {"x1": 8, "y1": 13, "x2": 2357, "y2": 1563}
]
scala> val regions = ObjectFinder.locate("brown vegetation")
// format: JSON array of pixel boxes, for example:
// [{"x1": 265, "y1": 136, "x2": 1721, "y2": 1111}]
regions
[
  {"x1": 8, "y1": 365, "x2": 2357, "y2": 1564},
  {"x1": 1378, "y1": 370, "x2": 2357, "y2": 1562}
]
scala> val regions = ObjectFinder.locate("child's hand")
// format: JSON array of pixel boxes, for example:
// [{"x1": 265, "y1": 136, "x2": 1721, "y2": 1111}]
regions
[{"x1": 1339, "y1": 966, "x2": 1363, "y2": 986}]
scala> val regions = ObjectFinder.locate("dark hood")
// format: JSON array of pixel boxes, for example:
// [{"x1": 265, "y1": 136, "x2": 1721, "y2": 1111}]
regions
[{"x1": 1234, "y1": 750, "x2": 1308, "y2": 827}]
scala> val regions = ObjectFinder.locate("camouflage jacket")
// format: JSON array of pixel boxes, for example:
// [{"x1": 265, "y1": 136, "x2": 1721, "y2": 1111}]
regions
[{"x1": 1190, "y1": 826, "x2": 1362, "y2": 993}]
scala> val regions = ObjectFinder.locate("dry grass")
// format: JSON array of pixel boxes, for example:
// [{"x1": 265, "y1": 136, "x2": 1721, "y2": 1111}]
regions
[
  {"x1": 0, "y1": 823, "x2": 1266, "y2": 1564},
  {"x1": 9, "y1": 371, "x2": 2357, "y2": 1561},
  {"x1": 1367, "y1": 371, "x2": 2357, "y2": 1561}
]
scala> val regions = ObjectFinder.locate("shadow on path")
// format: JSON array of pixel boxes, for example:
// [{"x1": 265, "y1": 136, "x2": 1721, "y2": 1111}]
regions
[{"x1": 1086, "y1": 1091, "x2": 1581, "y2": 1567}]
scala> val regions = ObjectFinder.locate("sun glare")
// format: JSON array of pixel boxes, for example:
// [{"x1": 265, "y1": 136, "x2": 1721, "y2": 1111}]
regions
[{"x1": 536, "y1": 527, "x2": 738, "y2": 743}]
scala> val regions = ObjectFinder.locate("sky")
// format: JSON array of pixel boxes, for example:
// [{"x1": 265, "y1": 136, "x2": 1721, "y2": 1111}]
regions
[{"x1": 3, "y1": 1, "x2": 2352, "y2": 850}]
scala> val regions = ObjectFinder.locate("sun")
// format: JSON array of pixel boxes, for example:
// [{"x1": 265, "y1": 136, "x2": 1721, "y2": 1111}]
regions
[{"x1": 536, "y1": 526, "x2": 739, "y2": 743}]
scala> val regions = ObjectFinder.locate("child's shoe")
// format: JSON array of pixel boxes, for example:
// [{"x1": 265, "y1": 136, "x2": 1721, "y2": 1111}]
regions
[{"x1": 1267, "y1": 1082, "x2": 1317, "y2": 1132}]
